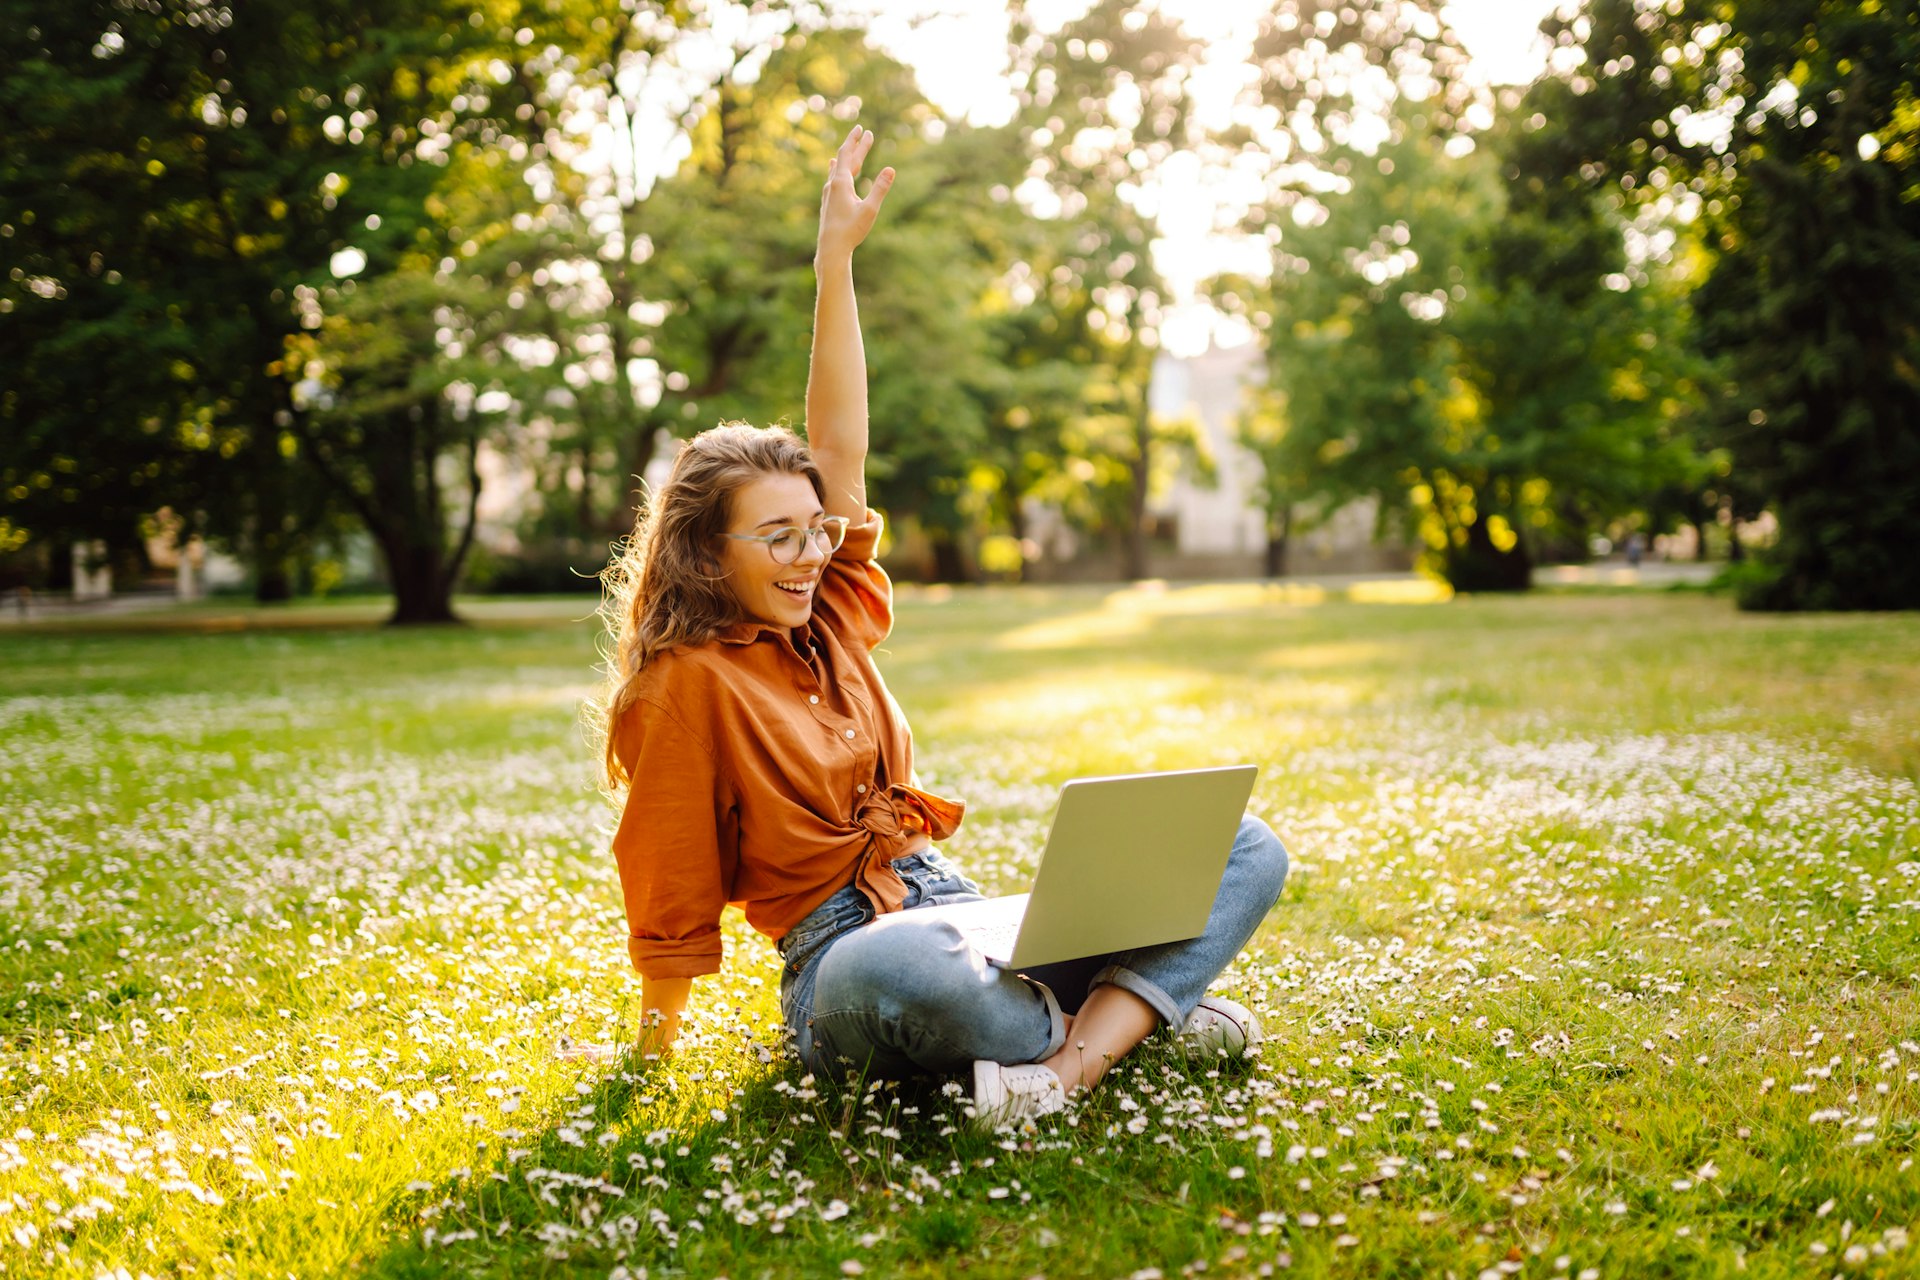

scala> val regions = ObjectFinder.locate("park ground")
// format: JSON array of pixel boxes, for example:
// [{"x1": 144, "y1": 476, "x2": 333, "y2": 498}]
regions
[{"x1": 1, "y1": 580, "x2": 1916, "y2": 1278}]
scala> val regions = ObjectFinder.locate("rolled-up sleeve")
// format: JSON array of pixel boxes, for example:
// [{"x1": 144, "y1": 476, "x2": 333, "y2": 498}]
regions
[
  {"x1": 812, "y1": 508, "x2": 892, "y2": 651},
  {"x1": 610, "y1": 698, "x2": 738, "y2": 979}
]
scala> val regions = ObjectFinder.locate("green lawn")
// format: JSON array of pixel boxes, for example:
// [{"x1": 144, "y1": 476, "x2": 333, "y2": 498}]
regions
[{"x1": 2, "y1": 584, "x2": 1916, "y2": 1278}]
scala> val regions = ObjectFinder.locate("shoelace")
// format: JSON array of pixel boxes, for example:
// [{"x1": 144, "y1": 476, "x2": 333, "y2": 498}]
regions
[{"x1": 1006, "y1": 1069, "x2": 1061, "y2": 1099}]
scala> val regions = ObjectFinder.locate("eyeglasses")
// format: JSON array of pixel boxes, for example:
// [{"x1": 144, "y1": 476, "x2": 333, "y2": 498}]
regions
[{"x1": 721, "y1": 516, "x2": 850, "y2": 564}]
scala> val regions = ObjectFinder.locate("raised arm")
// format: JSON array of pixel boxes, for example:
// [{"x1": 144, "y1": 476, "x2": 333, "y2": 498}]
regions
[{"x1": 806, "y1": 124, "x2": 894, "y2": 523}]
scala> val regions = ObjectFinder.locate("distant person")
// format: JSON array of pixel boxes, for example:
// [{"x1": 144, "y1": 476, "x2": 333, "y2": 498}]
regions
[
  {"x1": 590, "y1": 125, "x2": 1288, "y2": 1127},
  {"x1": 1625, "y1": 532, "x2": 1645, "y2": 568}
]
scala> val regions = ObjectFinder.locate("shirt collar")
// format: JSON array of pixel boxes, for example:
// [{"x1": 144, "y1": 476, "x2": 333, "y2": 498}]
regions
[
  {"x1": 715, "y1": 618, "x2": 819, "y2": 653},
  {"x1": 714, "y1": 620, "x2": 776, "y2": 646}
]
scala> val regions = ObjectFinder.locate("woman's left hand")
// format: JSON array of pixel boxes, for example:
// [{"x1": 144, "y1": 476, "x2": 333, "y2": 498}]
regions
[{"x1": 817, "y1": 124, "x2": 894, "y2": 264}]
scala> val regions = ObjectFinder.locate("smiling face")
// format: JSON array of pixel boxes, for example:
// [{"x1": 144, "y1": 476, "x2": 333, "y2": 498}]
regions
[{"x1": 719, "y1": 471, "x2": 831, "y2": 628}]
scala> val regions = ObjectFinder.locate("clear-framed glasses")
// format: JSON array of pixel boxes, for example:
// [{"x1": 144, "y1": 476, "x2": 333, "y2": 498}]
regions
[{"x1": 721, "y1": 516, "x2": 850, "y2": 564}]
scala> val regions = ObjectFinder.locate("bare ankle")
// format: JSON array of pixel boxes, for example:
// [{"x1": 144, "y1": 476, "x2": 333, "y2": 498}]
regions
[
  {"x1": 1033, "y1": 1045, "x2": 1077, "y2": 1092},
  {"x1": 1039, "y1": 1042, "x2": 1104, "y2": 1095}
]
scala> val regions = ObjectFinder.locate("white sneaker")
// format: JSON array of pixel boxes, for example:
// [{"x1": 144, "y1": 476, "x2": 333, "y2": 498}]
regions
[
  {"x1": 1177, "y1": 996, "x2": 1262, "y2": 1060},
  {"x1": 969, "y1": 1060, "x2": 1067, "y2": 1130}
]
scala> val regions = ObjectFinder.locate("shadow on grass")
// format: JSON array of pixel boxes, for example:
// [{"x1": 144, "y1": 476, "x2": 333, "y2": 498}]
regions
[
  {"x1": 354, "y1": 1040, "x2": 991, "y2": 1278},
  {"x1": 353, "y1": 1024, "x2": 1294, "y2": 1278}
]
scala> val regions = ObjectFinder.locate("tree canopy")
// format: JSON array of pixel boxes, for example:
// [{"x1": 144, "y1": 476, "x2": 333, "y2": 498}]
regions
[
  {"x1": 4, "y1": 0, "x2": 1915, "y2": 613},
  {"x1": 1524, "y1": 0, "x2": 1920, "y2": 609}
]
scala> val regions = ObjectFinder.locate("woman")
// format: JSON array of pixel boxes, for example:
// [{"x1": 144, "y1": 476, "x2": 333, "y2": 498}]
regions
[{"x1": 597, "y1": 125, "x2": 1289, "y2": 1127}]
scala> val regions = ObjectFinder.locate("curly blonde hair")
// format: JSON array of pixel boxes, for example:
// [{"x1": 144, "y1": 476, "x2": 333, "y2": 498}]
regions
[{"x1": 591, "y1": 422, "x2": 824, "y2": 793}]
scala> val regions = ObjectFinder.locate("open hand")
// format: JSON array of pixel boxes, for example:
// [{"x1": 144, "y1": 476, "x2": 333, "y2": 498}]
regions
[{"x1": 817, "y1": 124, "x2": 894, "y2": 263}]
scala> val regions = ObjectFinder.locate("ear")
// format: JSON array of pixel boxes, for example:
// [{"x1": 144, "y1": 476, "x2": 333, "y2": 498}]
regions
[{"x1": 700, "y1": 532, "x2": 740, "y2": 586}]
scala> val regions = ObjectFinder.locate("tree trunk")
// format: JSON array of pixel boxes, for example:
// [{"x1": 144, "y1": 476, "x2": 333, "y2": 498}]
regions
[
  {"x1": 1444, "y1": 516, "x2": 1533, "y2": 592},
  {"x1": 1007, "y1": 498, "x2": 1030, "y2": 582},
  {"x1": 253, "y1": 540, "x2": 294, "y2": 603},
  {"x1": 1124, "y1": 393, "x2": 1151, "y2": 581},
  {"x1": 929, "y1": 530, "x2": 970, "y2": 584},
  {"x1": 360, "y1": 404, "x2": 476, "y2": 627},
  {"x1": 1264, "y1": 505, "x2": 1292, "y2": 578},
  {"x1": 575, "y1": 440, "x2": 595, "y2": 535},
  {"x1": 249, "y1": 425, "x2": 296, "y2": 603},
  {"x1": 1727, "y1": 522, "x2": 1745, "y2": 562},
  {"x1": 622, "y1": 415, "x2": 664, "y2": 532},
  {"x1": 381, "y1": 534, "x2": 462, "y2": 625},
  {"x1": 1691, "y1": 515, "x2": 1711, "y2": 561}
]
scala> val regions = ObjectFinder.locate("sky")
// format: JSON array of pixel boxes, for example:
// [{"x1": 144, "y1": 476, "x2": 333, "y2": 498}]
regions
[
  {"x1": 857, "y1": 0, "x2": 1565, "y2": 354},
  {"x1": 864, "y1": 0, "x2": 1564, "y2": 125}
]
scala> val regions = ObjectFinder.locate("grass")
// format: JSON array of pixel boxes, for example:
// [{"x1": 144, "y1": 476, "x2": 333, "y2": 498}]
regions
[{"x1": 1, "y1": 582, "x2": 1917, "y2": 1278}]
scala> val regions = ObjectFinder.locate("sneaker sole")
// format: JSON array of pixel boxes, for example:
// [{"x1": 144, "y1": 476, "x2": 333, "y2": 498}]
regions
[
  {"x1": 1185, "y1": 1002, "x2": 1259, "y2": 1058},
  {"x1": 970, "y1": 1059, "x2": 1002, "y2": 1124}
]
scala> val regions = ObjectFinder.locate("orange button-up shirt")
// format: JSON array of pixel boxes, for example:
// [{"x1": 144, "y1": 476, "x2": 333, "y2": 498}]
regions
[{"x1": 609, "y1": 510, "x2": 965, "y2": 980}]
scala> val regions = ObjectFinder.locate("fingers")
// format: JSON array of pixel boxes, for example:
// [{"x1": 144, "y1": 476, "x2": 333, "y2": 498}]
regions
[
  {"x1": 834, "y1": 125, "x2": 875, "y2": 181},
  {"x1": 825, "y1": 125, "x2": 892, "y2": 233}
]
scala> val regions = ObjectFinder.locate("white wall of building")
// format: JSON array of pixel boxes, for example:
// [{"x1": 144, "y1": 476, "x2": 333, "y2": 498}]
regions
[
  {"x1": 1147, "y1": 343, "x2": 1412, "y2": 575},
  {"x1": 1150, "y1": 343, "x2": 1270, "y2": 556}
]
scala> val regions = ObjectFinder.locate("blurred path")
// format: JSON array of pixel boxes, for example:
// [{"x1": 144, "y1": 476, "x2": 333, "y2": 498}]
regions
[
  {"x1": 0, "y1": 562, "x2": 1724, "y2": 634},
  {"x1": 1537, "y1": 560, "x2": 1720, "y2": 588}
]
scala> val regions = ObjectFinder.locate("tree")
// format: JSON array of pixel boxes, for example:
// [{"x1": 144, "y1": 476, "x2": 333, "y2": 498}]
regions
[
  {"x1": 286, "y1": 258, "x2": 512, "y2": 623},
  {"x1": 0, "y1": 0, "x2": 324, "y2": 595},
  {"x1": 1006, "y1": 0, "x2": 1201, "y2": 580},
  {"x1": 1451, "y1": 105, "x2": 1710, "y2": 587},
  {"x1": 1531, "y1": 0, "x2": 1920, "y2": 610},
  {"x1": 1217, "y1": 97, "x2": 1708, "y2": 592},
  {"x1": 1201, "y1": 0, "x2": 1721, "y2": 591},
  {"x1": 0, "y1": 0, "x2": 531, "y2": 611},
  {"x1": 463, "y1": 0, "x2": 775, "y2": 555},
  {"x1": 967, "y1": 254, "x2": 1106, "y2": 579},
  {"x1": 1225, "y1": 117, "x2": 1478, "y2": 582},
  {"x1": 618, "y1": 25, "x2": 1006, "y2": 574},
  {"x1": 1213, "y1": 0, "x2": 1477, "y2": 580},
  {"x1": 1232, "y1": 385, "x2": 1308, "y2": 577}
]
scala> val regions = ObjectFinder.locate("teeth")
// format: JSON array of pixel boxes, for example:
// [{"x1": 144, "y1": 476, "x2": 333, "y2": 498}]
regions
[{"x1": 776, "y1": 581, "x2": 813, "y2": 594}]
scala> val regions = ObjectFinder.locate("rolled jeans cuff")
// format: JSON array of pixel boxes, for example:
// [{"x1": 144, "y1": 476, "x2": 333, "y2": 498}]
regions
[
  {"x1": 1089, "y1": 964, "x2": 1181, "y2": 1030},
  {"x1": 1018, "y1": 974, "x2": 1068, "y2": 1061}
]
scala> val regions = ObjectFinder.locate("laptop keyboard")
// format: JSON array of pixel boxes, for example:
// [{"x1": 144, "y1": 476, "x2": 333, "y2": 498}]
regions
[{"x1": 969, "y1": 918, "x2": 1022, "y2": 956}]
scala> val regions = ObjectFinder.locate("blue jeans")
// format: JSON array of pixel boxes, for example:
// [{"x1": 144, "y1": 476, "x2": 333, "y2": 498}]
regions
[{"x1": 777, "y1": 815, "x2": 1289, "y2": 1079}]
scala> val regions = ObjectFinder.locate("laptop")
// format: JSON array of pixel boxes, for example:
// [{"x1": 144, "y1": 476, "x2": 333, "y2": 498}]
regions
[{"x1": 912, "y1": 765, "x2": 1259, "y2": 969}]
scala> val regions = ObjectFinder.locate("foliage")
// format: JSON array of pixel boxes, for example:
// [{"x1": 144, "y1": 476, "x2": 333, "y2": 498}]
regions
[
  {"x1": 287, "y1": 268, "x2": 492, "y2": 624},
  {"x1": 1531, "y1": 0, "x2": 1920, "y2": 610},
  {"x1": 0, "y1": 0, "x2": 525, "y2": 602},
  {"x1": 1003, "y1": 0, "x2": 1201, "y2": 580},
  {"x1": 630, "y1": 27, "x2": 1006, "y2": 567},
  {"x1": 465, "y1": 0, "x2": 762, "y2": 551},
  {"x1": 1217, "y1": 94, "x2": 1710, "y2": 592},
  {"x1": 13, "y1": 0, "x2": 1883, "y2": 607}
]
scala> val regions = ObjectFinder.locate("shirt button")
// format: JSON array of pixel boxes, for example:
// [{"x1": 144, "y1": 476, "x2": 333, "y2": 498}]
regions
[
  {"x1": 808, "y1": 695, "x2": 819, "y2": 704},
  {"x1": 856, "y1": 783, "x2": 868, "y2": 794},
  {"x1": 844, "y1": 729, "x2": 856, "y2": 739}
]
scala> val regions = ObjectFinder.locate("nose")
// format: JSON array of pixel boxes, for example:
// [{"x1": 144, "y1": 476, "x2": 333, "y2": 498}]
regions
[{"x1": 793, "y1": 528, "x2": 830, "y2": 567}]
